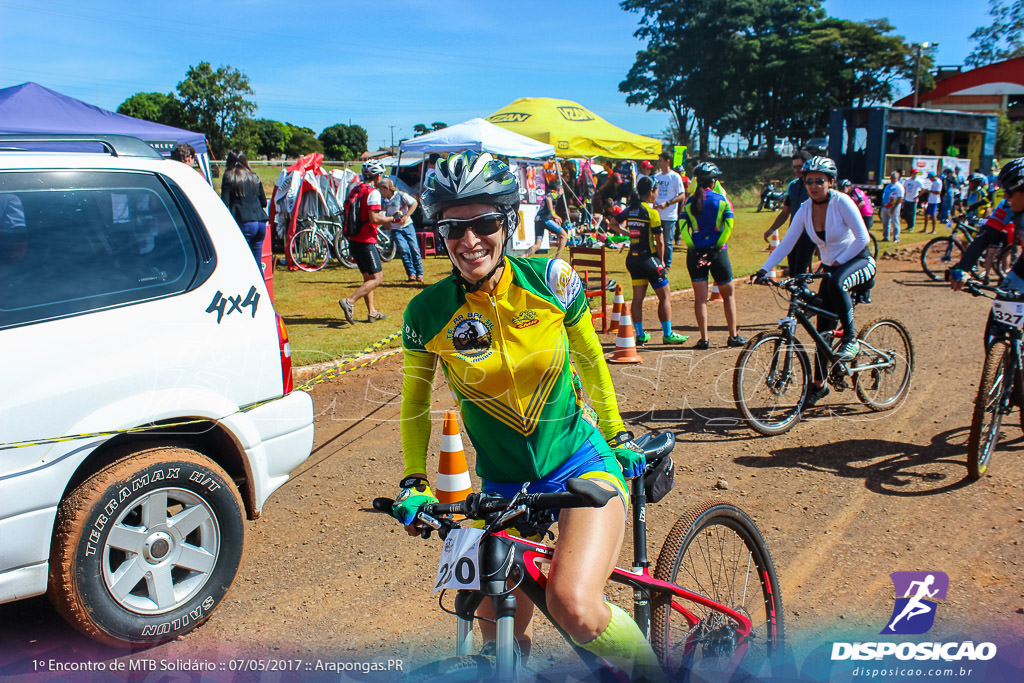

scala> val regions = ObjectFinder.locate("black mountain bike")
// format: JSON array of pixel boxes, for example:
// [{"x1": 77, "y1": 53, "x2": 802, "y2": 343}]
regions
[
  {"x1": 961, "y1": 281, "x2": 1024, "y2": 480},
  {"x1": 377, "y1": 433, "x2": 785, "y2": 681},
  {"x1": 920, "y1": 216, "x2": 1010, "y2": 282},
  {"x1": 734, "y1": 273, "x2": 914, "y2": 435}
]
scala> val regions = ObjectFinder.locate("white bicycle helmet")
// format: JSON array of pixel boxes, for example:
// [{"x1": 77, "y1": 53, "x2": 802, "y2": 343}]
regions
[{"x1": 362, "y1": 160, "x2": 385, "y2": 179}]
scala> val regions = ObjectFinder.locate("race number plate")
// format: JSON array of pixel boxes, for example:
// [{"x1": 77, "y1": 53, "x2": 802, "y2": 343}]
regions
[
  {"x1": 434, "y1": 527, "x2": 483, "y2": 592},
  {"x1": 992, "y1": 299, "x2": 1024, "y2": 328}
]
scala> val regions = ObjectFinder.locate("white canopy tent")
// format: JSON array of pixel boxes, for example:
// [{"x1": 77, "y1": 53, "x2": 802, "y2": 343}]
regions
[
  {"x1": 399, "y1": 118, "x2": 555, "y2": 158},
  {"x1": 398, "y1": 118, "x2": 557, "y2": 251}
]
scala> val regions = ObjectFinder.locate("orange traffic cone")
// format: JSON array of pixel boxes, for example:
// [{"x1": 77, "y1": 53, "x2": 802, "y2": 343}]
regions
[
  {"x1": 437, "y1": 410, "x2": 472, "y2": 506},
  {"x1": 607, "y1": 311, "x2": 643, "y2": 364},
  {"x1": 709, "y1": 283, "x2": 724, "y2": 302},
  {"x1": 609, "y1": 284, "x2": 625, "y2": 334}
]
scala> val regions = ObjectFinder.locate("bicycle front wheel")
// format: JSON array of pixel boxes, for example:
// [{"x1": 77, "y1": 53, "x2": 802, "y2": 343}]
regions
[
  {"x1": 854, "y1": 318, "x2": 914, "y2": 410},
  {"x1": 920, "y1": 237, "x2": 961, "y2": 281},
  {"x1": 967, "y1": 342, "x2": 1010, "y2": 480},
  {"x1": 289, "y1": 228, "x2": 329, "y2": 272},
  {"x1": 651, "y1": 502, "x2": 785, "y2": 679},
  {"x1": 995, "y1": 243, "x2": 1019, "y2": 281},
  {"x1": 332, "y1": 232, "x2": 358, "y2": 269},
  {"x1": 733, "y1": 331, "x2": 811, "y2": 435},
  {"x1": 378, "y1": 230, "x2": 397, "y2": 262}
]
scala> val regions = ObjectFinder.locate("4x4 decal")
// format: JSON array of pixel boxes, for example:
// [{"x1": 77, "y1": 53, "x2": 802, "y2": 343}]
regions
[{"x1": 206, "y1": 286, "x2": 260, "y2": 323}]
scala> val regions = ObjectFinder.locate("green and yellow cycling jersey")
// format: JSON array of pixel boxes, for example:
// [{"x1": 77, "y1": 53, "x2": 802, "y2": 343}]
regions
[{"x1": 401, "y1": 256, "x2": 625, "y2": 483}]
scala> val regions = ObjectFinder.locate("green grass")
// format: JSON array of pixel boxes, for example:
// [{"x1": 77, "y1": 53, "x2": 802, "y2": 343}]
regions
[{"x1": 271, "y1": 208, "x2": 934, "y2": 367}]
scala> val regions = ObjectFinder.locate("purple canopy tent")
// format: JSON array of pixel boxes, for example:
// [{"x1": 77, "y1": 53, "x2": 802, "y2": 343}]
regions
[{"x1": 0, "y1": 82, "x2": 212, "y2": 181}]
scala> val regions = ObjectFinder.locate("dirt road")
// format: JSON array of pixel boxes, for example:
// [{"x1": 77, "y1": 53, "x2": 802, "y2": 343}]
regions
[{"x1": 3, "y1": 252, "x2": 1023, "y2": 680}]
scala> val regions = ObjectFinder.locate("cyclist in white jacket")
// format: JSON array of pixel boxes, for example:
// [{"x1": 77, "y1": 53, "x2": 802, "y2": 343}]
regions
[{"x1": 754, "y1": 156, "x2": 875, "y2": 405}]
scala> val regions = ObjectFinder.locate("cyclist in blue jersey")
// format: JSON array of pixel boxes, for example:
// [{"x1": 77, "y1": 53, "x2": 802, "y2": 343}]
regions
[
  {"x1": 950, "y1": 158, "x2": 1024, "y2": 292},
  {"x1": 680, "y1": 162, "x2": 745, "y2": 349}
]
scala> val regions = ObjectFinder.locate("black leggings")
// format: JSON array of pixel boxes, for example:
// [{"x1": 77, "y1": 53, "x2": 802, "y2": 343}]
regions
[{"x1": 816, "y1": 250, "x2": 876, "y2": 338}]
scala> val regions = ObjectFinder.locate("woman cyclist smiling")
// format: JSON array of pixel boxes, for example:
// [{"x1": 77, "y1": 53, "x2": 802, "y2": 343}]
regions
[{"x1": 392, "y1": 151, "x2": 663, "y2": 680}]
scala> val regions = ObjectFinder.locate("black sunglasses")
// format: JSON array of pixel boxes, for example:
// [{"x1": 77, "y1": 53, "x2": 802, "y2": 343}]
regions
[
  {"x1": 436, "y1": 212, "x2": 505, "y2": 240},
  {"x1": 804, "y1": 178, "x2": 829, "y2": 187}
]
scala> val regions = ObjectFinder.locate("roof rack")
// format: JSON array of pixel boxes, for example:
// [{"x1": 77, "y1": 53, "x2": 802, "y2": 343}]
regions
[{"x1": 0, "y1": 134, "x2": 163, "y2": 159}]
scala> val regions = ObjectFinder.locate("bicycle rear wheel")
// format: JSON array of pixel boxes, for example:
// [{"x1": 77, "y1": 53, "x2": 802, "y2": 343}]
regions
[
  {"x1": 854, "y1": 318, "x2": 914, "y2": 410},
  {"x1": 289, "y1": 228, "x2": 329, "y2": 272},
  {"x1": 651, "y1": 502, "x2": 784, "y2": 679},
  {"x1": 920, "y1": 237, "x2": 961, "y2": 281},
  {"x1": 733, "y1": 331, "x2": 811, "y2": 435},
  {"x1": 868, "y1": 232, "x2": 878, "y2": 260},
  {"x1": 967, "y1": 342, "x2": 1010, "y2": 480}
]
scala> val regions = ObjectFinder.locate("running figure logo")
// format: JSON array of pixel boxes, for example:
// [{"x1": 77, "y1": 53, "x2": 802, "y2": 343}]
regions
[{"x1": 881, "y1": 571, "x2": 949, "y2": 635}]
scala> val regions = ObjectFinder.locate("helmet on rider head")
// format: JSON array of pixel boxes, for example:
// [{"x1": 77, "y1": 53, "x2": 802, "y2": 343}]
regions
[
  {"x1": 997, "y1": 157, "x2": 1024, "y2": 194},
  {"x1": 969, "y1": 172, "x2": 987, "y2": 185},
  {"x1": 420, "y1": 151, "x2": 520, "y2": 231},
  {"x1": 838, "y1": 179, "x2": 852, "y2": 189},
  {"x1": 693, "y1": 162, "x2": 721, "y2": 188},
  {"x1": 361, "y1": 160, "x2": 385, "y2": 179},
  {"x1": 801, "y1": 156, "x2": 838, "y2": 178}
]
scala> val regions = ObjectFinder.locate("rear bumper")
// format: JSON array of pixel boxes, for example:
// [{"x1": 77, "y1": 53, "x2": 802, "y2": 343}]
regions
[{"x1": 242, "y1": 390, "x2": 315, "y2": 512}]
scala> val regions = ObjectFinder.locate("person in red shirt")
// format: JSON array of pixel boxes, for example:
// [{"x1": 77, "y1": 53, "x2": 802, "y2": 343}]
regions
[{"x1": 339, "y1": 161, "x2": 390, "y2": 323}]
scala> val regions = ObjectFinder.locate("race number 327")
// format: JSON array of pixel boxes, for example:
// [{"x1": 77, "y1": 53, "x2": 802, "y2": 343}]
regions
[
  {"x1": 992, "y1": 299, "x2": 1024, "y2": 328},
  {"x1": 434, "y1": 528, "x2": 483, "y2": 592}
]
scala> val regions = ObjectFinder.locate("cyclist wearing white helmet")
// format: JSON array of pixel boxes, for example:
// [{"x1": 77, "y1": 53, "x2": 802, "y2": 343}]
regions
[
  {"x1": 339, "y1": 160, "x2": 388, "y2": 323},
  {"x1": 951, "y1": 158, "x2": 1024, "y2": 292},
  {"x1": 754, "y1": 156, "x2": 875, "y2": 406},
  {"x1": 393, "y1": 151, "x2": 663, "y2": 679}
]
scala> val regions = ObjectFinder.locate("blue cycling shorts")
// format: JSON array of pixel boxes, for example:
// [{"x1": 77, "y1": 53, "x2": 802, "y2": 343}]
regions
[{"x1": 482, "y1": 433, "x2": 627, "y2": 519}]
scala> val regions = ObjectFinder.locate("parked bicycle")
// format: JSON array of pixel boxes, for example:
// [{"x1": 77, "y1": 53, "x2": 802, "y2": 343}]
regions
[
  {"x1": 289, "y1": 216, "x2": 397, "y2": 272},
  {"x1": 960, "y1": 280, "x2": 1024, "y2": 480},
  {"x1": 734, "y1": 272, "x2": 914, "y2": 435},
  {"x1": 920, "y1": 216, "x2": 1008, "y2": 282},
  {"x1": 376, "y1": 432, "x2": 785, "y2": 681}
]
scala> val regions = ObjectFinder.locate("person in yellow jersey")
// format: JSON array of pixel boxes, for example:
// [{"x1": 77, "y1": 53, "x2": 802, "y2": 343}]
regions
[{"x1": 392, "y1": 151, "x2": 664, "y2": 680}]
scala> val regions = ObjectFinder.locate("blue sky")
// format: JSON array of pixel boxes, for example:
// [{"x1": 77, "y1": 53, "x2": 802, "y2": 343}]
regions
[{"x1": 0, "y1": 0, "x2": 978, "y2": 152}]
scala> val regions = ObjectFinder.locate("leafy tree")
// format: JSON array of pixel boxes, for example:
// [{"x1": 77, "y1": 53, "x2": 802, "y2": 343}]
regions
[
  {"x1": 284, "y1": 124, "x2": 322, "y2": 157},
  {"x1": 175, "y1": 62, "x2": 256, "y2": 157},
  {"x1": 251, "y1": 119, "x2": 291, "y2": 159},
  {"x1": 319, "y1": 123, "x2": 369, "y2": 160},
  {"x1": 412, "y1": 121, "x2": 448, "y2": 137},
  {"x1": 996, "y1": 112, "x2": 1023, "y2": 157},
  {"x1": 966, "y1": 0, "x2": 1024, "y2": 67},
  {"x1": 117, "y1": 92, "x2": 186, "y2": 128}
]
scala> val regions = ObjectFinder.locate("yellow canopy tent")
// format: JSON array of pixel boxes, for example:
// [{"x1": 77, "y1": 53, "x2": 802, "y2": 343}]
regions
[{"x1": 486, "y1": 97, "x2": 661, "y2": 159}]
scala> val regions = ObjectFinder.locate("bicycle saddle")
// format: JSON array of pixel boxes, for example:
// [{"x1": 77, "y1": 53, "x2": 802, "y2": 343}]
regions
[
  {"x1": 851, "y1": 278, "x2": 875, "y2": 305},
  {"x1": 633, "y1": 431, "x2": 675, "y2": 463}
]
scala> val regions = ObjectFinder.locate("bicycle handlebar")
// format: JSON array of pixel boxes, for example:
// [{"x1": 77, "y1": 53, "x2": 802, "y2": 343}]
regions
[
  {"x1": 963, "y1": 280, "x2": 1024, "y2": 301},
  {"x1": 423, "y1": 477, "x2": 616, "y2": 519}
]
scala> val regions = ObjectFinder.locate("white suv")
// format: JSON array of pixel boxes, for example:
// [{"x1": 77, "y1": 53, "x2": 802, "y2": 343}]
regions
[{"x1": 0, "y1": 135, "x2": 314, "y2": 646}]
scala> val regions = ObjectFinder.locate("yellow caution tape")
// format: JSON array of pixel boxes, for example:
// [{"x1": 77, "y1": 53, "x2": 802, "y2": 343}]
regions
[{"x1": 0, "y1": 331, "x2": 404, "y2": 450}]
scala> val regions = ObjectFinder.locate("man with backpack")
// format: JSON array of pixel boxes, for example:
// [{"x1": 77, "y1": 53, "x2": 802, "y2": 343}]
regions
[{"x1": 339, "y1": 160, "x2": 389, "y2": 324}]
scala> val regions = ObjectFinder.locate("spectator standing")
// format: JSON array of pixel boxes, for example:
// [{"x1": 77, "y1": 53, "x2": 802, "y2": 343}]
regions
[
  {"x1": 881, "y1": 171, "x2": 904, "y2": 242},
  {"x1": 220, "y1": 150, "x2": 268, "y2": 264},
  {"x1": 653, "y1": 152, "x2": 686, "y2": 270},
  {"x1": 839, "y1": 179, "x2": 874, "y2": 230},
  {"x1": 339, "y1": 161, "x2": 388, "y2": 324},
  {"x1": 524, "y1": 178, "x2": 566, "y2": 259},
  {"x1": 924, "y1": 171, "x2": 942, "y2": 233},
  {"x1": 378, "y1": 177, "x2": 423, "y2": 282},
  {"x1": 901, "y1": 169, "x2": 924, "y2": 233},
  {"x1": 764, "y1": 153, "x2": 814, "y2": 275},
  {"x1": 170, "y1": 143, "x2": 196, "y2": 168},
  {"x1": 638, "y1": 160, "x2": 654, "y2": 178}
]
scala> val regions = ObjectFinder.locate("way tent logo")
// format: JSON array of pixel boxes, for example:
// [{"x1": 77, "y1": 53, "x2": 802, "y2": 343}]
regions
[
  {"x1": 488, "y1": 112, "x2": 531, "y2": 124},
  {"x1": 882, "y1": 571, "x2": 948, "y2": 635},
  {"x1": 556, "y1": 106, "x2": 595, "y2": 122}
]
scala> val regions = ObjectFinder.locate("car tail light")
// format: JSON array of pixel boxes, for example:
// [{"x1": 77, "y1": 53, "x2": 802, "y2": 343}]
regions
[{"x1": 276, "y1": 314, "x2": 293, "y2": 394}]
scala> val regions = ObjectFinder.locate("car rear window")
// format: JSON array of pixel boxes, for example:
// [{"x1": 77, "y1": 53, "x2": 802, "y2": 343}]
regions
[{"x1": 0, "y1": 170, "x2": 200, "y2": 328}]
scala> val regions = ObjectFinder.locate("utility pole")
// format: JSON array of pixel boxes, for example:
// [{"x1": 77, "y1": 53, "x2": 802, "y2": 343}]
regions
[
  {"x1": 389, "y1": 125, "x2": 396, "y2": 150},
  {"x1": 912, "y1": 41, "x2": 936, "y2": 108}
]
